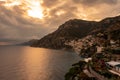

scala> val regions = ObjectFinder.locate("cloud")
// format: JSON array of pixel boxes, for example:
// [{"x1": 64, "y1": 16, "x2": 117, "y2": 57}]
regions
[
  {"x1": 41, "y1": 0, "x2": 61, "y2": 8},
  {"x1": 41, "y1": 0, "x2": 120, "y2": 21},
  {"x1": 0, "y1": 0, "x2": 120, "y2": 42},
  {"x1": 72, "y1": 0, "x2": 118, "y2": 6},
  {"x1": 0, "y1": 4, "x2": 49, "y2": 41}
]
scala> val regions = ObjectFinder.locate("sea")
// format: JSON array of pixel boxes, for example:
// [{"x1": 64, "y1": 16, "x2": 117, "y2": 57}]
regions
[{"x1": 0, "y1": 46, "x2": 80, "y2": 80}]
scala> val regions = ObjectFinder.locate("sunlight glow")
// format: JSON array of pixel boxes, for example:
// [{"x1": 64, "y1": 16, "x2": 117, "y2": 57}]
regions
[
  {"x1": 3, "y1": 0, "x2": 21, "y2": 7},
  {"x1": 56, "y1": 10, "x2": 65, "y2": 16},
  {"x1": 27, "y1": 1, "x2": 44, "y2": 19},
  {"x1": 3, "y1": 0, "x2": 44, "y2": 19}
]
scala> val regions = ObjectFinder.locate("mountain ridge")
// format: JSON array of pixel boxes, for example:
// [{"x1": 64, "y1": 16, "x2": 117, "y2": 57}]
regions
[{"x1": 31, "y1": 15, "x2": 120, "y2": 49}]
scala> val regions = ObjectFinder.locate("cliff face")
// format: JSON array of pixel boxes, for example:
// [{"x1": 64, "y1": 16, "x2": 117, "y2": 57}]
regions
[{"x1": 31, "y1": 15, "x2": 120, "y2": 49}]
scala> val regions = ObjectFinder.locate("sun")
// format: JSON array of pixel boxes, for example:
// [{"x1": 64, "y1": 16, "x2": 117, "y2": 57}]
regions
[{"x1": 27, "y1": 1, "x2": 44, "y2": 19}]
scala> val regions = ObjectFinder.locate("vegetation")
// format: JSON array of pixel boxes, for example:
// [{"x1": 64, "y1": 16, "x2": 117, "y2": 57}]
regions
[
  {"x1": 65, "y1": 61, "x2": 90, "y2": 80},
  {"x1": 91, "y1": 53, "x2": 120, "y2": 80},
  {"x1": 80, "y1": 44, "x2": 97, "y2": 58}
]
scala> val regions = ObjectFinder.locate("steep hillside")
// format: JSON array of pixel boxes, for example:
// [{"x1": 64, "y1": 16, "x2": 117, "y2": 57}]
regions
[
  {"x1": 31, "y1": 15, "x2": 120, "y2": 49},
  {"x1": 31, "y1": 19, "x2": 98, "y2": 49}
]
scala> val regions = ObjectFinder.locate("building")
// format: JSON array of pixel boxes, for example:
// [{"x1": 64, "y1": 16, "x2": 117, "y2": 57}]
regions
[
  {"x1": 106, "y1": 61, "x2": 120, "y2": 74},
  {"x1": 84, "y1": 58, "x2": 92, "y2": 62},
  {"x1": 96, "y1": 46, "x2": 104, "y2": 53}
]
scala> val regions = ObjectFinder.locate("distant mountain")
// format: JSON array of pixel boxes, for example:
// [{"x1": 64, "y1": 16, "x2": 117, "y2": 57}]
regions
[
  {"x1": 31, "y1": 15, "x2": 120, "y2": 49},
  {"x1": 17, "y1": 39, "x2": 38, "y2": 46}
]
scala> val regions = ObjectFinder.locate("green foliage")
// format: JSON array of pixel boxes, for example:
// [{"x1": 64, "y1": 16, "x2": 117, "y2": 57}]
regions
[{"x1": 65, "y1": 61, "x2": 86, "y2": 80}]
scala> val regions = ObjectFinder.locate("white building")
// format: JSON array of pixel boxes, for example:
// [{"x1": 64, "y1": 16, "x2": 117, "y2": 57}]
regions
[
  {"x1": 106, "y1": 61, "x2": 120, "y2": 74},
  {"x1": 84, "y1": 58, "x2": 92, "y2": 62}
]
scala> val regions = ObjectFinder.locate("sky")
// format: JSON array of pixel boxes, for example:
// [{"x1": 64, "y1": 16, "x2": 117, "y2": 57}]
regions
[{"x1": 0, "y1": 0, "x2": 120, "y2": 43}]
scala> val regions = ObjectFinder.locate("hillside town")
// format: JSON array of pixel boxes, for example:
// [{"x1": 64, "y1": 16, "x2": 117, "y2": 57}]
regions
[{"x1": 65, "y1": 32, "x2": 120, "y2": 80}]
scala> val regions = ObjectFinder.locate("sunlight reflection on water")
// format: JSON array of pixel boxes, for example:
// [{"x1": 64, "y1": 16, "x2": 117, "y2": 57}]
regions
[{"x1": 0, "y1": 46, "x2": 80, "y2": 80}]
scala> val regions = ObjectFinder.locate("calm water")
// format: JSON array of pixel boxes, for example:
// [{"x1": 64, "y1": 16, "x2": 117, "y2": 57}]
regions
[{"x1": 0, "y1": 46, "x2": 80, "y2": 80}]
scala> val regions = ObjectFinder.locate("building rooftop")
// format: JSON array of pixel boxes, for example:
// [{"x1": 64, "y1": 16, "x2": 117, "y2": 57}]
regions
[{"x1": 106, "y1": 61, "x2": 120, "y2": 67}]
